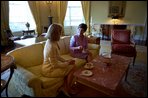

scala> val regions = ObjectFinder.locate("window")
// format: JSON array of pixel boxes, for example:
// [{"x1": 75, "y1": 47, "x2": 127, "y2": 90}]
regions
[
  {"x1": 9, "y1": 1, "x2": 36, "y2": 32},
  {"x1": 64, "y1": 1, "x2": 85, "y2": 26}
]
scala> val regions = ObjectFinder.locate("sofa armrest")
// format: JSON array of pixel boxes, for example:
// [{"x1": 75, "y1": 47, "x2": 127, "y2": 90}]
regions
[
  {"x1": 87, "y1": 36, "x2": 100, "y2": 44},
  {"x1": 88, "y1": 44, "x2": 100, "y2": 58},
  {"x1": 88, "y1": 43, "x2": 100, "y2": 50},
  {"x1": 6, "y1": 43, "x2": 44, "y2": 67}
]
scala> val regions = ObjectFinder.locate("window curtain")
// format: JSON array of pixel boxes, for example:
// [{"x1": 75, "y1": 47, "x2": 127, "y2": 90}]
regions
[
  {"x1": 81, "y1": 1, "x2": 90, "y2": 36},
  {"x1": 1, "y1": 1, "x2": 9, "y2": 46},
  {"x1": 28, "y1": 1, "x2": 42, "y2": 36},
  {"x1": 57, "y1": 1, "x2": 68, "y2": 35}
]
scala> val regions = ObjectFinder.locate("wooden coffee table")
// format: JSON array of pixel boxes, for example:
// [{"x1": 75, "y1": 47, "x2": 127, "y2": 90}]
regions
[{"x1": 73, "y1": 54, "x2": 131, "y2": 96}]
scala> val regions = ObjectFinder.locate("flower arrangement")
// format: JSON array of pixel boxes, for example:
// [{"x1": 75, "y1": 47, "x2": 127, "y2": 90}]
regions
[
  {"x1": 91, "y1": 24, "x2": 102, "y2": 37},
  {"x1": 92, "y1": 25, "x2": 97, "y2": 32}
]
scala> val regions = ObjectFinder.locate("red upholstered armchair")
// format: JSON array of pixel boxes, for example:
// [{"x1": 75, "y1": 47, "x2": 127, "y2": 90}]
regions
[{"x1": 111, "y1": 29, "x2": 137, "y2": 66}]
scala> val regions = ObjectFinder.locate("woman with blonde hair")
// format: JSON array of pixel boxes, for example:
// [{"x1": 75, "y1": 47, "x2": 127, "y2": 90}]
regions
[{"x1": 42, "y1": 23, "x2": 77, "y2": 96}]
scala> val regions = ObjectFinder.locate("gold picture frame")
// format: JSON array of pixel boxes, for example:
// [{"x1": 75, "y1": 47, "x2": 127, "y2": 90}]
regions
[{"x1": 108, "y1": 1, "x2": 126, "y2": 17}]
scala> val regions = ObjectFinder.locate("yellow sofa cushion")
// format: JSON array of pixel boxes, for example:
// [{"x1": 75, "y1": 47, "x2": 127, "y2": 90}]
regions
[
  {"x1": 61, "y1": 54, "x2": 86, "y2": 68},
  {"x1": 88, "y1": 43, "x2": 100, "y2": 50}
]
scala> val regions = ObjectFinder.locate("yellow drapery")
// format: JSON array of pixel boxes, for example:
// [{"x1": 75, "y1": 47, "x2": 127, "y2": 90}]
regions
[
  {"x1": 1, "y1": 1, "x2": 9, "y2": 46},
  {"x1": 57, "y1": 1, "x2": 68, "y2": 35},
  {"x1": 81, "y1": 1, "x2": 91, "y2": 36},
  {"x1": 28, "y1": 1, "x2": 42, "y2": 36}
]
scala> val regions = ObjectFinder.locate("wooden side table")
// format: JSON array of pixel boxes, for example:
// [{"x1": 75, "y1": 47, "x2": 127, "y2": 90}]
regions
[
  {"x1": 22, "y1": 30, "x2": 35, "y2": 35},
  {"x1": 1, "y1": 54, "x2": 16, "y2": 97}
]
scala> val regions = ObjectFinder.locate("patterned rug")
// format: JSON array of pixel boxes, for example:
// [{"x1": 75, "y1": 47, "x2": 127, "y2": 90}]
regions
[
  {"x1": 98, "y1": 43, "x2": 147, "y2": 97},
  {"x1": 122, "y1": 63, "x2": 147, "y2": 97},
  {"x1": 118, "y1": 45, "x2": 147, "y2": 97}
]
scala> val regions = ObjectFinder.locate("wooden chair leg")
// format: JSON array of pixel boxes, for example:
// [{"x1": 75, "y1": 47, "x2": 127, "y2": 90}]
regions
[
  {"x1": 125, "y1": 63, "x2": 130, "y2": 82},
  {"x1": 133, "y1": 56, "x2": 136, "y2": 66}
]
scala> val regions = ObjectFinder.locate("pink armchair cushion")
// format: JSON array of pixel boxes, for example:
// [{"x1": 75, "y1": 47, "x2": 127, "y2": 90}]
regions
[
  {"x1": 111, "y1": 30, "x2": 131, "y2": 44},
  {"x1": 112, "y1": 44, "x2": 136, "y2": 53}
]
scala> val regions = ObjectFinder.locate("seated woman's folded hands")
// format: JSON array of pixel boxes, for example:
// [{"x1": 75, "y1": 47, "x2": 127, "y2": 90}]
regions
[{"x1": 66, "y1": 59, "x2": 75, "y2": 65}]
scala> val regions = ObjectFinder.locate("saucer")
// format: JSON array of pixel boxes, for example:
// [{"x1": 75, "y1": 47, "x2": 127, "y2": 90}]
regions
[{"x1": 81, "y1": 70, "x2": 93, "y2": 77}]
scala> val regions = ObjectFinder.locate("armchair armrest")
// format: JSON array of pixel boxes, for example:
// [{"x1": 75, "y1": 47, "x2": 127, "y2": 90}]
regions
[{"x1": 130, "y1": 39, "x2": 136, "y2": 47}]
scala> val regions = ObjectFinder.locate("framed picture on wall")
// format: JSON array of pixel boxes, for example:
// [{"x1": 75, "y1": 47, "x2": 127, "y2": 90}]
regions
[{"x1": 108, "y1": 1, "x2": 126, "y2": 17}]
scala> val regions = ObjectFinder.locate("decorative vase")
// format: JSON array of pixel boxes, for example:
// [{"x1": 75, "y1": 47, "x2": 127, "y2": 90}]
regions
[{"x1": 25, "y1": 22, "x2": 30, "y2": 30}]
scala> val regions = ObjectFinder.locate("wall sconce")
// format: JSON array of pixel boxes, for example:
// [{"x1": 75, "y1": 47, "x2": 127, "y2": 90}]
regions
[
  {"x1": 46, "y1": 1, "x2": 53, "y2": 17},
  {"x1": 112, "y1": 15, "x2": 119, "y2": 24}
]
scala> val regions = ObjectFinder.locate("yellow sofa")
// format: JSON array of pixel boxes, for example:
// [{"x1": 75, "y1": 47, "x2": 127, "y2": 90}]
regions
[{"x1": 7, "y1": 36, "x2": 100, "y2": 97}]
